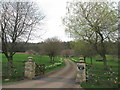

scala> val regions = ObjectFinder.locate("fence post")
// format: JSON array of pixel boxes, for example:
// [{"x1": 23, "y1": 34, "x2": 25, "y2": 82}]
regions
[
  {"x1": 24, "y1": 56, "x2": 36, "y2": 79},
  {"x1": 86, "y1": 64, "x2": 89, "y2": 82},
  {"x1": 76, "y1": 60, "x2": 86, "y2": 83},
  {"x1": 90, "y1": 57, "x2": 93, "y2": 65}
]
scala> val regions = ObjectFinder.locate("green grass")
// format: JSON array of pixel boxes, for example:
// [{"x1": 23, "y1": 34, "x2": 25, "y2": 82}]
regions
[
  {"x1": 69, "y1": 55, "x2": 119, "y2": 88},
  {"x1": 2, "y1": 53, "x2": 66, "y2": 83}
]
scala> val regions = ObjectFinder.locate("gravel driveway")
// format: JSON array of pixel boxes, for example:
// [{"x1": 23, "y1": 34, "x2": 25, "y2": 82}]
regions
[{"x1": 2, "y1": 59, "x2": 82, "y2": 88}]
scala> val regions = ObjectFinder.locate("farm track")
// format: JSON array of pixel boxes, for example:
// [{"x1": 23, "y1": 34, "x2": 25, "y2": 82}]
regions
[{"x1": 2, "y1": 59, "x2": 82, "y2": 88}]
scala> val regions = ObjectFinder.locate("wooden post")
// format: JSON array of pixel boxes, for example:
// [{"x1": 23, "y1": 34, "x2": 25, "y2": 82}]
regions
[
  {"x1": 84, "y1": 57, "x2": 86, "y2": 63},
  {"x1": 90, "y1": 57, "x2": 92, "y2": 65}
]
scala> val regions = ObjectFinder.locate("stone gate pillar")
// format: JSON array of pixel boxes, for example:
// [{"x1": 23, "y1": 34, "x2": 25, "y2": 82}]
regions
[
  {"x1": 24, "y1": 56, "x2": 36, "y2": 79},
  {"x1": 76, "y1": 60, "x2": 86, "y2": 83}
]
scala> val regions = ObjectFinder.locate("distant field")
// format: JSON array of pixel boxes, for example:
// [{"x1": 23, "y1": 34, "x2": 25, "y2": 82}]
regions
[
  {"x1": 2, "y1": 53, "x2": 63, "y2": 65},
  {"x1": 69, "y1": 55, "x2": 118, "y2": 66}
]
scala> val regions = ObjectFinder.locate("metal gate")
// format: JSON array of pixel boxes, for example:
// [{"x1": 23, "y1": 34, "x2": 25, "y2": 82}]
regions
[{"x1": 35, "y1": 64, "x2": 45, "y2": 76}]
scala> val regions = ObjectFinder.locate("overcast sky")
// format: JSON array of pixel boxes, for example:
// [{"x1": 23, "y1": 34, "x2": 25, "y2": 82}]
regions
[
  {"x1": 29, "y1": 0, "x2": 73, "y2": 43},
  {"x1": 29, "y1": 0, "x2": 119, "y2": 43}
]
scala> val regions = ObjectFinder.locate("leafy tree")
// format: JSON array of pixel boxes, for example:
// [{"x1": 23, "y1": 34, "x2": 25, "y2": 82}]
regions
[
  {"x1": 63, "y1": 2, "x2": 118, "y2": 69},
  {"x1": 43, "y1": 37, "x2": 63, "y2": 63},
  {"x1": 118, "y1": 1, "x2": 120, "y2": 59},
  {"x1": 105, "y1": 41, "x2": 118, "y2": 56},
  {"x1": 70, "y1": 40, "x2": 96, "y2": 57},
  {"x1": 62, "y1": 42, "x2": 71, "y2": 49},
  {"x1": 61, "y1": 49, "x2": 75, "y2": 57}
]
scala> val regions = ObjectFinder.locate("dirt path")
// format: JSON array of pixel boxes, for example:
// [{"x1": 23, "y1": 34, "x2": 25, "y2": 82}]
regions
[{"x1": 2, "y1": 59, "x2": 82, "y2": 88}]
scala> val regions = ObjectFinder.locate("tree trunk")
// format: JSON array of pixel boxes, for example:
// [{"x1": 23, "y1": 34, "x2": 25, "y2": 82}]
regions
[
  {"x1": 90, "y1": 57, "x2": 92, "y2": 65},
  {"x1": 7, "y1": 56, "x2": 14, "y2": 78},
  {"x1": 53, "y1": 57, "x2": 54, "y2": 63},
  {"x1": 49, "y1": 56, "x2": 53, "y2": 63},
  {"x1": 84, "y1": 57, "x2": 86, "y2": 63},
  {"x1": 100, "y1": 42, "x2": 108, "y2": 70},
  {"x1": 102, "y1": 54, "x2": 107, "y2": 70},
  {"x1": 97, "y1": 32, "x2": 108, "y2": 70}
]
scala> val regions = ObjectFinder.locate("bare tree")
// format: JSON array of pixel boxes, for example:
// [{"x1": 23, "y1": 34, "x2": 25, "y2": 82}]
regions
[
  {"x1": 0, "y1": 2, "x2": 45, "y2": 70},
  {"x1": 43, "y1": 37, "x2": 63, "y2": 63}
]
